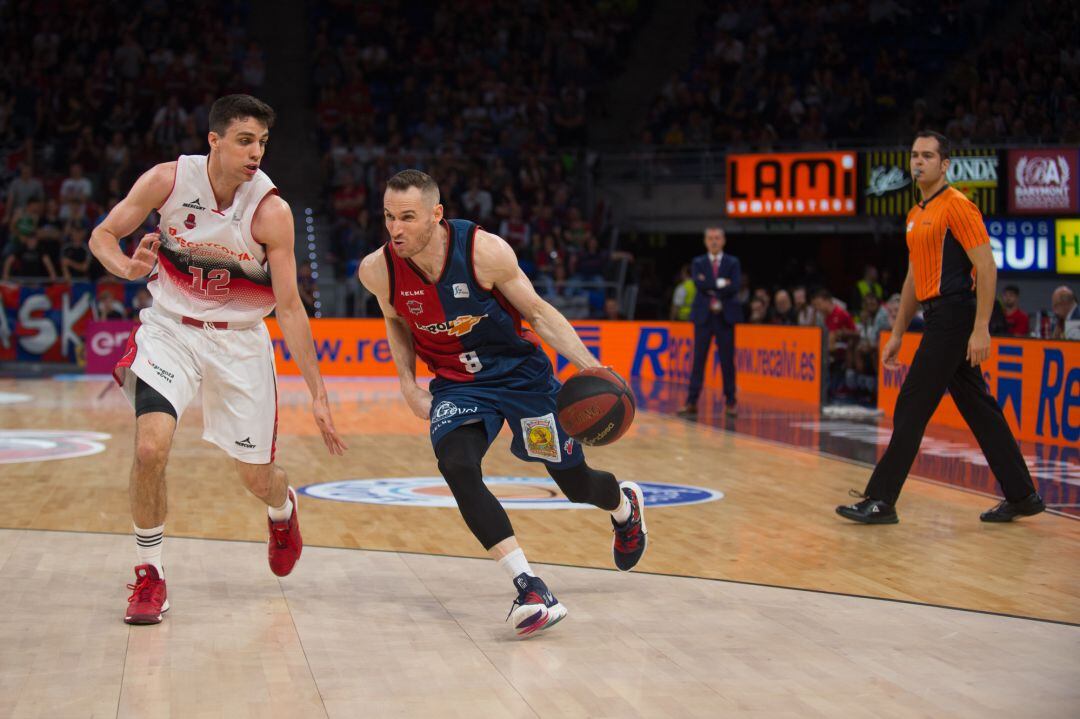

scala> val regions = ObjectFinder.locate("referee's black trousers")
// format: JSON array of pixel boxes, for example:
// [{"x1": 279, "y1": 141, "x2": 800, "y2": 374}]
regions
[{"x1": 865, "y1": 298, "x2": 1036, "y2": 506}]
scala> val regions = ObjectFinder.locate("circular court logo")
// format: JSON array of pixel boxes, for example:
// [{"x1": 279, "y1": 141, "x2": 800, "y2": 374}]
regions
[
  {"x1": 0, "y1": 430, "x2": 111, "y2": 464},
  {"x1": 299, "y1": 477, "x2": 722, "y2": 510}
]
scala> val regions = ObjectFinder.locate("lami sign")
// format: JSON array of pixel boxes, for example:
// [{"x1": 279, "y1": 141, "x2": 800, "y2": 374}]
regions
[
  {"x1": 726, "y1": 151, "x2": 857, "y2": 217},
  {"x1": 1007, "y1": 149, "x2": 1079, "y2": 214},
  {"x1": 984, "y1": 218, "x2": 1055, "y2": 273}
]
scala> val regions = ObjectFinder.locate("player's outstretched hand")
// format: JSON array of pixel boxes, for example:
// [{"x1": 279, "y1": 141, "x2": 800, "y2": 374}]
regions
[
  {"x1": 126, "y1": 233, "x2": 161, "y2": 280},
  {"x1": 312, "y1": 394, "x2": 347, "y2": 455}
]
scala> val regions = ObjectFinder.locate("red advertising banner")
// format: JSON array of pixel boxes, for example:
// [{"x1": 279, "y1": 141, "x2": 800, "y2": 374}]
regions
[
  {"x1": 878, "y1": 332, "x2": 1080, "y2": 446},
  {"x1": 266, "y1": 320, "x2": 825, "y2": 406},
  {"x1": 85, "y1": 320, "x2": 138, "y2": 373},
  {"x1": 1007, "y1": 148, "x2": 1080, "y2": 214},
  {"x1": 726, "y1": 151, "x2": 857, "y2": 217}
]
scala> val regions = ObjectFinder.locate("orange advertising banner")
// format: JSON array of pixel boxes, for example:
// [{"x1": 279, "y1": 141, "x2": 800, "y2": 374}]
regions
[
  {"x1": 878, "y1": 332, "x2": 1080, "y2": 446},
  {"x1": 266, "y1": 319, "x2": 824, "y2": 406},
  {"x1": 726, "y1": 151, "x2": 857, "y2": 217}
]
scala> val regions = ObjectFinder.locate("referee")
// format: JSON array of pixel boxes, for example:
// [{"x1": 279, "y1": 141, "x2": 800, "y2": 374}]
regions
[{"x1": 837, "y1": 131, "x2": 1044, "y2": 524}]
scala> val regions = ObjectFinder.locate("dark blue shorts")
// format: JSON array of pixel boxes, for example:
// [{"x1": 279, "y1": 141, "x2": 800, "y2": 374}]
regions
[{"x1": 429, "y1": 372, "x2": 585, "y2": 469}]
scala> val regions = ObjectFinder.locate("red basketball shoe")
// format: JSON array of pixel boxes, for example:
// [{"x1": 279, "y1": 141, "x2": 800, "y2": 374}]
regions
[
  {"x1": 612, "y1": 481, "x2": 647, "y2": 571},
  {"x1": 125, "y1": 564, "x2": 168, "y2": 625},
  {"x1": 268, "y1": 487, "x2": 302, "y2": 577}
]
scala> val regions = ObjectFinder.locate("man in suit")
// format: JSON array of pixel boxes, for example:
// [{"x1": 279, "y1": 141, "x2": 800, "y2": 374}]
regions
[{"x1": 677, "y1": 226, "x2": 743, "y2": 418}]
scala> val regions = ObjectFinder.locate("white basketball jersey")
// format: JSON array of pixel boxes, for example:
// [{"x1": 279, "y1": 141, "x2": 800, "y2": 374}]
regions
[{"x1": 151, "y1": 155, "x2": 278, "y2": 322}]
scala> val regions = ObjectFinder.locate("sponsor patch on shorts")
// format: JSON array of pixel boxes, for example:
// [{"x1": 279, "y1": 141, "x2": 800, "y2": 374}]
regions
[{"x1": 521, "y1": 413, "x2": 561, "y2": 462}]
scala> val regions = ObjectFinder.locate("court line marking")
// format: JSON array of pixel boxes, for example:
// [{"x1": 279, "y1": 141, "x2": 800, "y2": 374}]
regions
[
  {"x1": 653, "y1": 409, "x2": 1078, "y2": 521},
  {"x1": 4, "y1": 526, "x2": 1077, "y2": 629}
]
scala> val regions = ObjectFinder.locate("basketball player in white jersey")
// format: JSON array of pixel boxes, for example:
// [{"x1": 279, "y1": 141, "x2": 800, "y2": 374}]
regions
[{"x1": 89, "y1": 94, "x2": 347, "y2": 624}]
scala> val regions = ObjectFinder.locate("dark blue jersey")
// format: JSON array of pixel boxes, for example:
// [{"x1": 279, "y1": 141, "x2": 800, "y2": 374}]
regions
[{"x1": 385, "y1": 219, "x2": 550, "y2": 388}]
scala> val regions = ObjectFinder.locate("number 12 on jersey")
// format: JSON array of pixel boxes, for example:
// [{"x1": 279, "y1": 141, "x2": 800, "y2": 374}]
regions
[
  {"x1": 190, "y1": 266, "x2": 231, "y2": 299},
  {"x1": 459, "y1": 351, "x2": 483, "y2": 373}
]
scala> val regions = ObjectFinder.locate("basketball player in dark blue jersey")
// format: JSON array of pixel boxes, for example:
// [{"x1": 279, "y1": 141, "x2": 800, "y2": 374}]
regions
[{"x1": 359, "y1": 169, "x2": 647, "y2": 638}]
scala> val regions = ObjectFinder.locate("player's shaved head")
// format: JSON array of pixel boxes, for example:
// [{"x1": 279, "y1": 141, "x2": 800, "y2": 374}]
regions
[{"x1": 387, "y1": 169, "x2": 440, "y2": 206}]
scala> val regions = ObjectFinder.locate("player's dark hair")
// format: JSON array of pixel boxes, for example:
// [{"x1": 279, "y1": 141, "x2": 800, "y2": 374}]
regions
[
  {"x1": 387, "y1": 169, "x2": 441, "y2": 204},
  {"x1": 209, "y1": 94, "x2": 275, "y2": 135},
  {"x1": 1003, "y1": 284, "x2": 1020, "y2": 295},
  {"x1": 914, "y1": 130, "x2": 951, "y2": 160},
  {"x1": 812, "y1": 288, "x2": 833, "y2": 301}
]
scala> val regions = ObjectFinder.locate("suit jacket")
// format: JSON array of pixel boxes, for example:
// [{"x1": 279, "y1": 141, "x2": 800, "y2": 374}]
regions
[{"x1": 689, "y1": 253, "x2": 743, "y2": 325}]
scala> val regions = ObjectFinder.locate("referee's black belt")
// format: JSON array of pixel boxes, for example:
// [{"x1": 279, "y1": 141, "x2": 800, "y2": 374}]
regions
[{"x1": 920, "y1": 293, "x2": 976, "y2": 313}]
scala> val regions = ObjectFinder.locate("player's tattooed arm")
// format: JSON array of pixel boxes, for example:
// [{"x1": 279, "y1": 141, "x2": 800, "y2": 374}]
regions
[{"x1": 473, "y1": 230, "x2": 600, "y2": 370}]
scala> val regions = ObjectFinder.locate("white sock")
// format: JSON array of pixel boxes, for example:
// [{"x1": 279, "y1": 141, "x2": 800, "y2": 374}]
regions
[
  {"x1": 134, "y1": 524, "x2": 165, "y2": 577},
  {"x1": 267, "y1": 493, "x2": 293, "y2": 522},
  {"x1": 611, "y1": 488, "x2": 632, "y2": 525},
  {"x1": 497, "y1": 548, "x2": 534, "y2": 580}
]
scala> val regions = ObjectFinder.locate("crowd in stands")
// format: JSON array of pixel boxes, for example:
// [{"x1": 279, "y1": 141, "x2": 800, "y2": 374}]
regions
[
  {"x1": 307, "y1": 0, "x2": 648, "y2": 318},
  {"x1": 0, "y1": 1, "x2": 256, "y2": 310},
  {"x1": 920, "y1": 0, "x2": 1080, "y2": 144},
  {"x1": 645, "y1": 0, "x2": 1011, "y2": 148}
]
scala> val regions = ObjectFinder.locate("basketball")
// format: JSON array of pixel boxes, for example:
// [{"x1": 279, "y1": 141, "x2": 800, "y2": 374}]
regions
[{"x1": 556, "y1": 367, "x2": 635, "y2": 446}]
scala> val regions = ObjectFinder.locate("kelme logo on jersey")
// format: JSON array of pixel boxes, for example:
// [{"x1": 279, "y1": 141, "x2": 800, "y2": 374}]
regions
[
  {"x1": 299, "y1": 477, "x2": 723, "y2": 510},
  {"x1": 415, "y1": 314, "x2": 488, "y2": 337}
]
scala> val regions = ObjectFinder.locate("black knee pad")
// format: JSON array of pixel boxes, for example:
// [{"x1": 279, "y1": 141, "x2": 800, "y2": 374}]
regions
[
  {"x1": 135, "y1": 378, "x2": 177, "y2": 419},
  {"x1": 434, "y1": 424, "x2": 513, "y2": 550},
  {"x1": 548, "y1": 461, "x2": 621, "y2": 510}
]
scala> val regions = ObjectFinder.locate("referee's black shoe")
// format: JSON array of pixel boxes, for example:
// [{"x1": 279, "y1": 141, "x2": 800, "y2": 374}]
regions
[
  {"x1": 836, "y1": 491, "x2": 899, "y2": 524},
  {"x1": 980, "y1": 493, "x2": 1046, "y2": 522}
]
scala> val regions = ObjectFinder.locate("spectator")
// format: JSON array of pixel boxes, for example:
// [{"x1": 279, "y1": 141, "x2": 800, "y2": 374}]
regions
[
  {"x1": 332, "y1": 177, "x2": 367, "y2": 223},
  {"x1": 769, "y1": 289, "x2": 797, "y2": 324},
  {"x1": 1000, "y1": 285, "x2": 1030, "y2": 337},
  {"x1": 852, "y1": 264, "x2": 884, "y2": 313},
  {"x1": 498, "y1": 204, "x2": 531, "y2": 251},
  {"x1": 748, "y1": 296, "x2": 768, "y2": 323},
  {"x1": 151, "y1": 95, "x2": 188, "y2": 149},
  {"x1": 59, "y1": 163, "x2": 93, "y2": 222},
  {"x1": 792, "y1": 285, "x2": 819, "y2": 326},
  {"x1": 812, "y1": 288, "x2": 857, "y2": 396},
  {"x1": 461, "y1": 176, "x2": 493, "y2": 224},
  {"x1": 60, "y1": 223, "x2": 93, "y2": 281},
  {"x1": 603, "y1": 297, "x2": 624, "y2": 320},
  {"x1": 95, "y1": 286, "x2": 128, "y2": 320},
  {"x1": 1050, "y1": 286, "x2": 1080, "y2": 340},
  {"x1": 6, "y1": 199, "x2": 43, "y2": 255},
  {"x1": 3, "y1": 165, "x2": 44, "y2": 224},
  {"x1": 572, "y1": 235, "x2": 608, "y2": 283},
  {"x1": 670, "y1": 264, "x2": 696, "y2": 321},
  {"x1": 3, "y1": 233, "x2": 58, "y2": 280}
]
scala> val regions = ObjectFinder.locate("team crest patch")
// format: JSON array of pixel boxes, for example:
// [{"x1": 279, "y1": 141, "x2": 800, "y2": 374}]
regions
[
  {"x1": 184, "y1": 213, "x2": 196, "y2": 230},
  {"x1": 407, "y1": 300, "x2": 423, "y2": 315},
  {"x1": 521, "y1": 413, "x2": 560, "y2": 462},
  {"x1": 453, "y1": 283, "x2": 470, "y2": 298}
]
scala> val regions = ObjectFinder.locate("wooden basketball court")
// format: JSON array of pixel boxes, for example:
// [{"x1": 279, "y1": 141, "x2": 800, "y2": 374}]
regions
[{"x1": 1, "y1": 375, "x2": 1077, "y2": 717}]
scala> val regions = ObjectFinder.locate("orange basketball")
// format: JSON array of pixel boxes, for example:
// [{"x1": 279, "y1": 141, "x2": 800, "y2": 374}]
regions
[{"x1": 556, "y1": 367, "x2": 635, "y2": 446}]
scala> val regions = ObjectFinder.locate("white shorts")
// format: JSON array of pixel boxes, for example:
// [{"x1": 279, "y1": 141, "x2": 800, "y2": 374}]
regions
[{"x1": 113, "y1": 307, "x2": 278, "y2": 464}]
